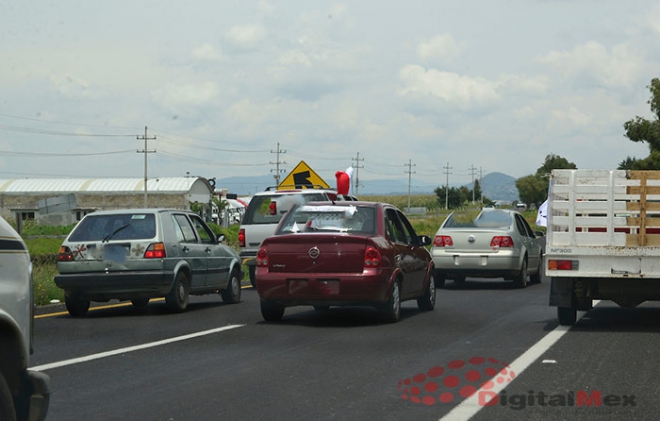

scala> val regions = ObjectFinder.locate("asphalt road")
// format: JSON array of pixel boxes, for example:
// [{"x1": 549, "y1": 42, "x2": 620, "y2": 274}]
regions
[{"x1": 31, "y1": 274, "x2": 660, "y2": 421}]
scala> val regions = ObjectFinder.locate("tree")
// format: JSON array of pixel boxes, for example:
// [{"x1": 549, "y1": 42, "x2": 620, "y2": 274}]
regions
[
  {"x1": 623, "y1": 78, "x2": 660, "y2": 169},
  {"x1": 516, "y1": 154, "x2": 577, "y2": 207},
  {"x1": 618, "y1": 156, "x2": 638, "y2": 170}
]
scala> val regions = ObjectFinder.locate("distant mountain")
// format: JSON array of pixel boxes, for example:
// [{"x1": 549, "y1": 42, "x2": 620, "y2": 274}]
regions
[{"x1": 215, "y1": 171, "x2": 520, "y2": 202}]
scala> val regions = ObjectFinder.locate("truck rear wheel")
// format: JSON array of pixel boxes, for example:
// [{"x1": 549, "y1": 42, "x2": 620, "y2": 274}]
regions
[{"x1": 557, "y1": 306, "x2": 577, "y2": 326}]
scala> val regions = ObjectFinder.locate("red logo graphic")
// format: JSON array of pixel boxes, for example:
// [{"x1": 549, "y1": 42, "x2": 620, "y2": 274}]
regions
[{"x1": 398, "y1": 357, "x2": 516, "y2": 406}]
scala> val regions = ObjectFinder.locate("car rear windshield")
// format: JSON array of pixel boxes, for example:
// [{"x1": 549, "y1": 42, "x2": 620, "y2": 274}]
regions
[
  {"x1": 443, "y1": 209, "x2": 512, "y2": 229},
  {"x1": 277, "y1": 204, "x2": 376, "y2": 235},
  {"x1": 68, "y1": 213, "x2": 156, "y2": 241},
  {"x1": 243, "y1": 193, "x2": 327, "y2": 224}
]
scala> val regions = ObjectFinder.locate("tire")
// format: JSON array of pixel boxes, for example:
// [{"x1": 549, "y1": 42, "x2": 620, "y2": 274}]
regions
[
  {"x1": 0, "y1": 371, "x2": 16, "y2": 421},
  {"x1": 529, "y1": 255, "x2": 543, "y2": 284},
  {"x1": 220, "y1": 269, "x2": 242, "y2": 304},
  {"x1": 65, "y1": 295, "x2": 90, "y2": 317},
  {"x1": 434, "y1": 270, "x2": 446, "y2": 288},
  {"x1": 512, "y1": 258, "x2": 528, "y2": 289},
  {"x1": 417, "y1": 273, "x2": 436, "y2": 312},
  {"x1": 249, "y1": 266, "x2": 256, "y2": 289},
  {"x1": 261, "y1": 300, "x2": 285, "y2": 321},
  {"x1": 131, "y1": 298, "x2": 150, "y2": 308},
  {"x1": 557, "y1": 306, "x2": 577, "y2": 326},
  {"x1": 166, "y1": 271, "x2": 190, "y2": 313},
  {"x1": 380, "y1": 280, "x2": 401, "y2": 323},
  {"x1": 313, "y1": 305, "x2": 330, "y2": 311}
]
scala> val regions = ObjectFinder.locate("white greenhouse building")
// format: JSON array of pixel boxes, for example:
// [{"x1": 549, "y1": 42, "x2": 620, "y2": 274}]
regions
[{"x1": 0, "y1": 177, "x2": 216, "y2": 226}]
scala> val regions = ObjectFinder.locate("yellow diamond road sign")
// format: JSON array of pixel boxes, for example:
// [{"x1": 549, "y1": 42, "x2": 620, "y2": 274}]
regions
[{"x1": 278, "y1": 160, "x2": 330, "y2": 190}]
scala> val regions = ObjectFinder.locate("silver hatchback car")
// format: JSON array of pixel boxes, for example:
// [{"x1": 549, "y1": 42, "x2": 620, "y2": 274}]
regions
[
  {"x1": 55, "y1": 209, "x2": 243, "y2": 317},
  {"x1": 431, "y1": 208, "x2": 544, "y2": 288}
]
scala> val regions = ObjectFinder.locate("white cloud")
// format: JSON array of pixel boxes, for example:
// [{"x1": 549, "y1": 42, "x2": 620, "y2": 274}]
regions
[
  {"x1": 152, "y1": 82, "x2": 219, "y2": 109},
  {"x1": 649, "y1": 5, "x2": 660, "y2": 33},
  {"x1": 191, "y1": 43, "x2": 225, "y2": 62},
  {"x1": 225, "y1": 24, "x2": 267, "y2": 51},
  {"x1": 537, "y1": 41, "x2": 645, "y2": 88},
  {"x1": 417, "y1": 34, "x2": 463, "y2": 60},
  {"x1": 398, "y1": 65, "x2": 499, "y2": 106}
]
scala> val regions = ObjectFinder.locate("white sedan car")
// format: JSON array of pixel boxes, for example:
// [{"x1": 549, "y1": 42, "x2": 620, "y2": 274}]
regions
[{"x1": 431, "y1": 208, "x2": 544, "y2": 288}]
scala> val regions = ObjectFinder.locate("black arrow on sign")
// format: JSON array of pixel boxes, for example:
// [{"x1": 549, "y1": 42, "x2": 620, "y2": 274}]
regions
[{"x1": 293, "y1": 171, "x2": 313, "y2": 189}]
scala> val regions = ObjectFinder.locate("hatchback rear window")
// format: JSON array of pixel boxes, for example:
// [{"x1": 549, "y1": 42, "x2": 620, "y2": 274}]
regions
[{"x1": 68, "y1": 214, "x2": 156, "y2": 241}]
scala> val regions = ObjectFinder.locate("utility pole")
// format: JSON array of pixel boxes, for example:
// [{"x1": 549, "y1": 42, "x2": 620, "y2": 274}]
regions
[
  {"x1": 352, "y1": 152, "x2": 364, "y2": 195},
  {"x1": 480, "y1": 167, "x2": 484, "y2": 204},
  {"x1": 469, "y1": 165, "x2": 478, "y2": 203},
  {"x1": 443, "y1": 162, "x2": 452, "y2": 209},
  {"x1": 137, "y1": 126, "x2": 156, "y2": 207},
  {"x1": 405, "y1": 159, "x2": 416, "y2": 211},
  {"x1": 270, "y1": 142, "x2": 286, "y2": 186}
]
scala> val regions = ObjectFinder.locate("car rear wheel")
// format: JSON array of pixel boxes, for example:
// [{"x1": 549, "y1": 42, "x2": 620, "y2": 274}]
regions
[
  {"x1": 220, "y1": 269, "x2": 242, "y2": 304},
  {"x1": 417, "y1": 273, "x2": 436, "y2": 312},
  {"x1": 65, "y1": 295, "x2": 90, "y2": 317},
  {"x1": 249, "y1": 266, "x2": 256, "y2": 288},
  {"x1": 530, "y1": 255, "x2": 543, "y2": 284},
  {"x1": 434, "y1": 270, "x2": 446, "y2": 288},
  {"x1": 512, "y1": 259, "x2": 528, "y2": 289},
  {"x1": 381, "y1": 280, "x2": 401, "y2": 323},
  {"x1": 166, "y1": 271, "x2": 190, "y2": 312},
  {"x1": 261, "y1": 300, "x2": 285, "y2": 321},
  {"x1": 0, "y1": 371, "x2": 16, "y2": 421}
]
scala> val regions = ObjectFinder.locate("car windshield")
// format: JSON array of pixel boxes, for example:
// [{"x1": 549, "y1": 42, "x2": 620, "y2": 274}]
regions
[
  {"x1": 277, "y1": 205, "x2": 376, "y2": 235},
  {"x1": 443, "y1": 209, "x2": 512, "y2": 229},
  {"x1": 68, "y1": 214, "x2": 156, "y2": 241}
]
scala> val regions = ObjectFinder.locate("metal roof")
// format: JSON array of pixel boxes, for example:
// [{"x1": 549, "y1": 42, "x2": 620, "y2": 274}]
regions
[{"x1": 0, "y1": 177, "x2": 209, "y2": 193}]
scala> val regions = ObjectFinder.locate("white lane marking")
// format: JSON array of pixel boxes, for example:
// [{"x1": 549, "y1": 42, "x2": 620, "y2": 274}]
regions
[
  {"x1": 30, "y1": 324, "x2": 245, "y2": 372},
  {"x1": 439, "y1": 302, "x2": 599, "y2": 421}
]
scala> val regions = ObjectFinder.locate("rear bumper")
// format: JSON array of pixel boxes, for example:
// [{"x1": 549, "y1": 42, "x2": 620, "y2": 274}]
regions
[
  {"x1": 432, "y1": 252, "x2": 521, "y2": 278},
  {"x1": 256, "y1": 268, "x2": 391, "y2": 305},
  {"x1": 54, "y1": 270, "x2": 174, "y2": 299},
  {"x1": 25, "y1": 370, "x2": 50, "y2": 421}
]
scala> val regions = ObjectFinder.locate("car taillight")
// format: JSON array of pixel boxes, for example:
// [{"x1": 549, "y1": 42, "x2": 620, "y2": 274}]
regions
[
  {"x1": 364, "y1": 246, "x2": 381, "y2": 267},
  {"x1": 269, "y1": 201, "x2": 277, "y2": 215},
  {"x1": 547, "y1": 259, "x2": 578, "y2": 271},
  {"x1": 238, "y1": 228, "x2": 246, "y2": 248},
  {"x1": 144, "y1": 242, "x2": 166, "y2": 259},
  {"x1": 433, "y1": 235, "x2": 453, "y2": 247},
  {"x1": 491, "y1": 236, "x2": 514, "y2": 247},
  {"x1": 58, "y1": 246, "x2": 74, "y2": 261},
  {"x1": 256, "y1": 246, "x2": 268, "y2": 267}
]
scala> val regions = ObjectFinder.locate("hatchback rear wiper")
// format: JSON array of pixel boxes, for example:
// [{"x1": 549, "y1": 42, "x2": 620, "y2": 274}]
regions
[{"x1": 102, "y1": 224, "x2": 130, "y2": 243}]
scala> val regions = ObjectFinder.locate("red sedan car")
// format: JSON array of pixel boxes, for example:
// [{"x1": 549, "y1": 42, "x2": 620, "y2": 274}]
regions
[{"x1": 255, "y1": 201, "x2": 436, "y2": 322}]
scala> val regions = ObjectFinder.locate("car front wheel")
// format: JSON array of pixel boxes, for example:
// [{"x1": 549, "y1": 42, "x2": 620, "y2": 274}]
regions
[
  {"x1": 166, "y1": 271, "x2": 190, "y2": 312},
  {"x1": 0, "y1": 371, "x2": 16, "y2": 421}
]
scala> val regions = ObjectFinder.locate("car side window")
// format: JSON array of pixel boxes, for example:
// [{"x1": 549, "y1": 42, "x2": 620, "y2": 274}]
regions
[
  {"x1": 172, "y1": 214, "x2": 198, "y2": 243},
  {"x1": 517, "y1": 214, "x2": 535, "y2": 237},
  {"x1": 397, "y1": 211, "x2": 419, "y2": 246},
  {"x1": 190, "y1": 215, "x2": 215, "y2": 244},
  {"x1": 385, "y1": 209, "x2": 408, "y2": 244}
]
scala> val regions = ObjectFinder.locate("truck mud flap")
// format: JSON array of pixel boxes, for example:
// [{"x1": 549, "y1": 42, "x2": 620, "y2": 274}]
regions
[{"x1": 549, "y1": 277, "x2": 574, "y2": 308}]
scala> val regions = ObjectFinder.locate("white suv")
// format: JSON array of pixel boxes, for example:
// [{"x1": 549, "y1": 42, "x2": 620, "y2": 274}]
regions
[
  {"x1": 239, "y1": 188, "x2": 355, "y2": 287},
  {"x1": 0, "y1": 217, "x2": 50, "y2": 420}
]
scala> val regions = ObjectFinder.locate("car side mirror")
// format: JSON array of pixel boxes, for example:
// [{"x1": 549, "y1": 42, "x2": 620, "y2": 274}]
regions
[
  {"x1": 217, "y1": 234, "x2": 226, "y2": 243},
  {"x1": 535, "y1": 231, "x2": 545, "y2": 237},
  {"x1": 419, "y1": 235, "x2": 432, "y2": 246}
]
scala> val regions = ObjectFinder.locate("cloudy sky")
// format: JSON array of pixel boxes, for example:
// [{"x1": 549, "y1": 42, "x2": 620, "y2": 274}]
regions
[{"x1": 1, "y1": 1, "x2": 659, "y2": 193}]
